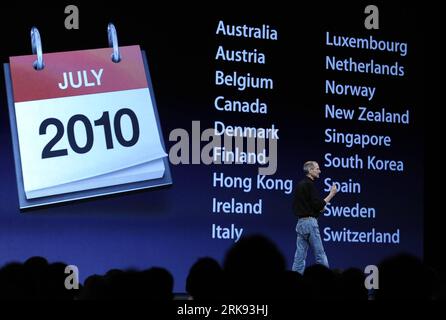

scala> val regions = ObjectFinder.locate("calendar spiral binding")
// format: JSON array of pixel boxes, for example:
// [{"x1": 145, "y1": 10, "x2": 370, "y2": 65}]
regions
[
  {"x1": 108, "y1": 23, "x2": 121, "y2": 63},
  {"x1": 30, "y1": 23, "x2": 121, "y2": 70},
  {"x1": 31, "y1": 27, "x2": 44, "y2": 70}
]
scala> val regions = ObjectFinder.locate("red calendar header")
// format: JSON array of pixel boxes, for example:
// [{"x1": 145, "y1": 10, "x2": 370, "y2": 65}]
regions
[{"x1": 9, "y1": 45, "x2": 149, "y2": 103}]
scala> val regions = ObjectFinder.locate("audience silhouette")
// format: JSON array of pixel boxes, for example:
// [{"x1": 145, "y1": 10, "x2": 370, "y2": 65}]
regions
[
  {"x1": 0, "y1": 236, "x2": 441, "y2": 300},
  {"x1": 186, "y1": 257, "x2": 224, "y2": 301}
]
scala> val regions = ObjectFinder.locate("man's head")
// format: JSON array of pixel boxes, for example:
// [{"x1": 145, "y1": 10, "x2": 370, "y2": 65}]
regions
[{"x1": 303, "y1": 161, "x2": 321, "y2": 180}]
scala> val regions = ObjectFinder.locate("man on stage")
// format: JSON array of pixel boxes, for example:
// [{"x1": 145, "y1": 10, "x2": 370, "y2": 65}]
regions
[{"x1": 292, "y1": 161, "x2": 337, "y2": 274}]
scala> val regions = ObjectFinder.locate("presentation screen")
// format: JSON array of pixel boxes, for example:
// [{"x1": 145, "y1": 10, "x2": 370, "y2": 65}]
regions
[{"x1": 0, "y1": 2, "x2": 423, "y2": 292}]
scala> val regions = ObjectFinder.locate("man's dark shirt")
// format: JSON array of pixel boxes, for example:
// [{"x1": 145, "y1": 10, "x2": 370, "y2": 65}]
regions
[{"x1": 292, "y1": 177, "x2": 326, "y2": 218}]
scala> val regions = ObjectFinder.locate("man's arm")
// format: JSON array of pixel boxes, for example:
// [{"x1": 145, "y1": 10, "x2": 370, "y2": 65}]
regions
[
  {"x1": 323, "y1": 184, "x2": 338, "y2": 208},
  {"x1": 308, "y1": 183, "x2": 328, "y2": 213},
  {"x1": 316, "y1": 184, "x2": 338, "y2": 213}
]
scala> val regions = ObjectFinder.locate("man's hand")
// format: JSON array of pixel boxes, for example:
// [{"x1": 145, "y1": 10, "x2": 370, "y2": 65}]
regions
[
  {"x1": 324, "y1": 184, "x2": 337, "y2": 204},
  {"x1": 330, "y1": 183, "x2": 338, "y2": 195}
]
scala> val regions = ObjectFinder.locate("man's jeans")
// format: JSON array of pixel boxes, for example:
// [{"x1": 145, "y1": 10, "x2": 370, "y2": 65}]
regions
[{"x1": 292, "y1": 217, "x2": 329, "y2": 274}]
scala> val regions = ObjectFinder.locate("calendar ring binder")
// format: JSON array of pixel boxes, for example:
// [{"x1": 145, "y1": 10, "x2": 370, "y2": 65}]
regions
[
  {"x1": 31, "y1": 27, "x2": 44, "y2": 70},
  {"x1": 107, "y1": 23, "x2": 121, "y2": 63}
]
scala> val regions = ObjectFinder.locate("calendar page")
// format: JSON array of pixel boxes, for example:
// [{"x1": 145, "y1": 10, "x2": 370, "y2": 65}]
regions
[{"x1": 5, "y1": 45, "x2": 171, "y2": 208}]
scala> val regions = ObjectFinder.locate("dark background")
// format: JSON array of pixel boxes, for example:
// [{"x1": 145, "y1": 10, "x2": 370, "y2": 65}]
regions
[{"x1": 0, "y1": 1, "x2": 433, "y2": 292}]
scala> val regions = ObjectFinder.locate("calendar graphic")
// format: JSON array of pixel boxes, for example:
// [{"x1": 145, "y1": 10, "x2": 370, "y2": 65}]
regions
[{"x1": 4, "y1": 40, "x2": 172, "y2": 209}]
